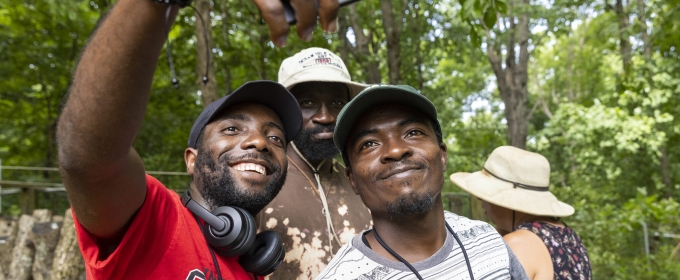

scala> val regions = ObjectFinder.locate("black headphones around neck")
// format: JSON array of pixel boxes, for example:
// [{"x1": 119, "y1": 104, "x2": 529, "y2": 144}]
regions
[{"x1": 181, "y1": 191, "x2": 285, "y2": 276}]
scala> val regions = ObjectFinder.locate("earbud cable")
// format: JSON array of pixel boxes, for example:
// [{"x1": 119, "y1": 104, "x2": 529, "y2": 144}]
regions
[
  {"x1": 163, "y1": 4, "x2": 210, "y2": 88},
  {"x1": 372, "y1": 223, "x2": 474, "y2": 280},
  {"x1": 290, "y1": 142, "x2": 342, "y2": 251},
  {"x1": 372, "y1": 227, "x2": 424, "y2": 280}
]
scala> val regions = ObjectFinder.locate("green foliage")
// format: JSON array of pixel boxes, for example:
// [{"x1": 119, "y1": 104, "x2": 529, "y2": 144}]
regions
[
  {"x1": 0, "y1": 0, "x2": 107, "y2": 215},
  {"x1": 0, "y1": 0, "x2": 104, "y2": 167},
  {"x1": 525, "y1": 0, "x2": 680, "y2": 276}
]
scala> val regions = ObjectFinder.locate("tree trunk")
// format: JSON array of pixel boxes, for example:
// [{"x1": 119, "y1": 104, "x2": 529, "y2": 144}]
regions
[
  {"x1": 486, "y1": 0, "x2": 530, "y2": 149},
  {"x1": 660, "y1": 146, "x2": 672, "y2": 196},
  {"x1": 636, "y1": 0, "x2": 651, "y2": 62},
  {"x1": 50, "y1": 209, "x2": 85, "y2": 280},
  {"x1": 337, "y1": 14, "x2": 351, "y2": 64},
  {"x1": 258, "y1": 33, "x2": 268, "y2": 80},
  {"x1": 634, "y1": 0, "x2": 669, "y2": 192},
  {"x1": 31, "y1": 221, "x2": 62, "y2": 280},
  {"x1": 220, "y1": 4, "x2": 233, "y2": 94},
  {"x1": 0, "y1": 217, "x2": 18, "y2": 278},
  {"x1": 6, "y1": 210, "x2": 53, "y2": 279},
  {"x1": 9, "y1": 210, "x2": 54, "y2": 280},
  {"x1": 566, "y1": 42, "x2": 575, "y2": 101},
  {"x1": 615, "y1": 0, "x2": 631, "y2": 72},
  {"x1": 33, "y1": 209, "x2": 52, "y2": 222},
  {"x1": 345, "y1": 6, "x2": 381, "y2": 84},
  {"x1": 410, "y1": 5, "x2": 424, "y2": 91},
  {"x1": 195, "y1": 0, "x2": 219, "y2": 107},
  {"x1": 380, "y1": 0, "x2": 401, "y2": 84},
  {"x1": 502, "y1": 88, "x2": 529, "y2": 149},
  {"x1": 9, "y1": 215, "x2": 37, "y2": 279}
]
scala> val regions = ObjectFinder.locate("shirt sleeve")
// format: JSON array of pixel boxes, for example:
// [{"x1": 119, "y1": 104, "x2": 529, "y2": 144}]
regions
[
  {"x1": 505, "y1": 242, "x2": 530, "y2": 280},
  {"x1": 73, "y1": 174, "x2": 181, "y2": 279}
]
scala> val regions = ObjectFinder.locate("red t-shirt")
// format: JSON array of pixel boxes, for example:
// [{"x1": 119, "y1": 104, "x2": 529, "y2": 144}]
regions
[{"x1": 73, "y1": 174, "x2": 261, "y2": 280}]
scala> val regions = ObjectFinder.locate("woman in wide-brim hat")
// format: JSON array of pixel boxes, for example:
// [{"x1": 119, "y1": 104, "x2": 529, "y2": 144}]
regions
[{"x1": 450, "y1": 146, "x2": 592, "y2": 280}]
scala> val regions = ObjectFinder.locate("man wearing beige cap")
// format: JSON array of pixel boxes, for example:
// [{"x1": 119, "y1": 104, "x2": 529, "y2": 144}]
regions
[
  {"x1": 450, "y1": 146, "x2": 591, "y2": 280},
  {"x1": 257, "y1": 47, "x2": 372, "y2": 279}
]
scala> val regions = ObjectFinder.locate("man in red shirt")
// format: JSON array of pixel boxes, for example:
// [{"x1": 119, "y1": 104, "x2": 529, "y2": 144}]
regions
[{"x1": 56, "y1": 0, "x2": 339, "y2": 279}]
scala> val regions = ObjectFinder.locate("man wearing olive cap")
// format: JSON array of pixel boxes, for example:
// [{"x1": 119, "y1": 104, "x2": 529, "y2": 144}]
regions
[{"x1": 317, "y1": 85, "x2": 528, "y2": 280}]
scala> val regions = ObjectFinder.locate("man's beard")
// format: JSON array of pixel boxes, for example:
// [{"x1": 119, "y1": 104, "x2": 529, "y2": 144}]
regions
[
  {"x1": 386, "y1": 190, "x2": 437, "y2": 216},
  {"x1": 379, "y1": 160, "x2": 436, "y2": 216},
  {"x1": 193, "y1": 149, "x2": 286, "y2": 215},
  {"x1": 292, "y1": 124, "x2": 338, "y2": 162}
]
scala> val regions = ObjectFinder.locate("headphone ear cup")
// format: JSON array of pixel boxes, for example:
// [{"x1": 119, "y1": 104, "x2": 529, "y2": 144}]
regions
[
  {"x1": 203, "y1": 206, "x2": 256, "y2": 257},
  {"x1": 239, "y1": 230, "x2": 285, "y2": 276}
]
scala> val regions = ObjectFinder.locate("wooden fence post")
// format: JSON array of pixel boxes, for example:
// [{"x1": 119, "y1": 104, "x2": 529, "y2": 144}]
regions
[
  {"x1": 19, "y1": 187, "x2": 36, "y2": 215},
  {"x1": 470, "y1": 196, "x2": 489, "y2": 223},
  {"x1": 442, "y1": 193, "x2": 472, "y2": 217}
]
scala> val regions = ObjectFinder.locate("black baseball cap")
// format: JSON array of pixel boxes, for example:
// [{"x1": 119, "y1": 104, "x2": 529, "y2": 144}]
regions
[
  {"x1": 188, "y1": 80, "x2": 302, "y2": 148},
  {"x1": 333, "y1": 84, "x2": 439, "y2": 164}
]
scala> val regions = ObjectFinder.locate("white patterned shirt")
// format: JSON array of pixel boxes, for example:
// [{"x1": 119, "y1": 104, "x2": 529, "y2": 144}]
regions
[{"x1": 316, "y1": 211, "x2": 528, "y2": 280}]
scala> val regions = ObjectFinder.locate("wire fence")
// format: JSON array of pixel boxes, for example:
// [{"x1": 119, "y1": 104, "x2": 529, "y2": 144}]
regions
[
  {"x1": 2, "y1": 160, "x2": 678, "y2": 261},
  {"x1": 0, "y1": 162, "x2": 478, "y2": 217},
  {"x1": 0, "y1": 161, "x2": 192, "y2": 215}
]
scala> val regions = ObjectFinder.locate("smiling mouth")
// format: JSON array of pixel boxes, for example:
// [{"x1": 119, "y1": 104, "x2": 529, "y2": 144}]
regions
[
  {"x1": 231, "y1": 163, "x2": 268, "y2": 175},
  {"x1": 312, "y1": 131, "x2": 334, "y2": 140},
  {"x1": 380, "y1": 166, "x2": 423, "y2": 180}
]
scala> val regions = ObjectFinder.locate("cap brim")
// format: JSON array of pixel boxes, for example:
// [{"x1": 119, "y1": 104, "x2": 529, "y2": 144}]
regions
[
  {"x1": 212, "y1": 81, "x2": 302, "y2": 142},
  {"x1": 282, "y1": 66, "x2": 368, "y2": 97},
  {"x1": 450, "y1": 171, "x2": 575, "y2": 217},
  {"x1": 333, "y1": 86, "x2": 438, "y2": 161}
]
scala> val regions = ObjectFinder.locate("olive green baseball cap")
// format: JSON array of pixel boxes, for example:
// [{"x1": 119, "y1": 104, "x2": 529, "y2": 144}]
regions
[{"x1": 333, "y1": 84, "x2": 439, "y2": 164}]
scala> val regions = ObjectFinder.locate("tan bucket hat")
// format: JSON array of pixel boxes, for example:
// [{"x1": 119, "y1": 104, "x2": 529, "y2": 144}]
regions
[
  {"x1": 278, "y1": 47, "x2": 367, "y2": 97},
  {"x1": 450, "y1": 146, "x2": 574, "y2": 217}
]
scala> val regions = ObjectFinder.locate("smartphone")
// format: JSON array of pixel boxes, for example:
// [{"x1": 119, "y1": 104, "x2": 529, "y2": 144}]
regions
[{"x1": 282, "y1": 0, "x2": 362, "y2": 25}]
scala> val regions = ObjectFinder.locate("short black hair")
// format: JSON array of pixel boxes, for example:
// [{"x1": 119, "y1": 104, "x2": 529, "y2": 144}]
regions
[
  {"x1": 342, "y1": 118, "x2": 443, "y2": 168},
  {"x1": 195, "y1": 129, "x2": 207, "y2": 151}
]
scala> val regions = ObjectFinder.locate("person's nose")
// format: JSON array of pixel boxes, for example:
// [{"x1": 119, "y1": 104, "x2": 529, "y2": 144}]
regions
[
  {"x1": 311, "y1": 103, "x2": 336, "y2": 125},
  {"x1": 380, "y1": 138, "x2": 412, "y2": 163},
  {"x1": 240, "y1": 131, "x2": 269, "y2": 153}
]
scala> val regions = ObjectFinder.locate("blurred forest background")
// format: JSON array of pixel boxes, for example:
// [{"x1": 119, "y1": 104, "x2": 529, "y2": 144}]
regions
[{"x1": 1, "y1": 0, "x2": 680, "y2": 278}]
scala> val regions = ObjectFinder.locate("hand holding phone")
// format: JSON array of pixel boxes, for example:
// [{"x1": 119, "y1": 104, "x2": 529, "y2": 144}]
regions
[
  {"x1": 282, "y1": 0, "x2": 361, "y2": 25},
  {"x1": 250, "y1": 0, "x2": 361, "y2": 47}
]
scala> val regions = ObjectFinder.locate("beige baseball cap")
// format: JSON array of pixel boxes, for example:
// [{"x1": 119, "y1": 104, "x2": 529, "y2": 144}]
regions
[{"x1": 278, "y1": 47, "x2": 367, "y2": 97}]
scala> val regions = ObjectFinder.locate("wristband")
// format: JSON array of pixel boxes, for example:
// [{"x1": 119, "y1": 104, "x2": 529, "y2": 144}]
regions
[{"x1": 153, "y1": 0, "x2": 193, "y2": 8}]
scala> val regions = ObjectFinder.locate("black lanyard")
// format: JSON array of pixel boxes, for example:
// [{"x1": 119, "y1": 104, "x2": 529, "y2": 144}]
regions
[{"x1": 372, "y1": 223, "x2": 475, "y2": 280}]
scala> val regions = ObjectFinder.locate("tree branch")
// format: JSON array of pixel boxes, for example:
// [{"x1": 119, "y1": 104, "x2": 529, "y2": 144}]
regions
[
  {"x1": 540, "y1": 99, "x2": 554, "y2": 119},
  {"x1": 526, "y1": 99, "x2": 542, "y2": 121},
  {"x1": 529, "y1": 30, "x2": 550, "y2": 55}
]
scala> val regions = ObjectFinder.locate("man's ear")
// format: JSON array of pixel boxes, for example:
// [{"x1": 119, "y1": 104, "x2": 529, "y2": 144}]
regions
[
  {"x1": 185, "y1": 148, "x2": 198, "y2": 175},
  {"x1": 439, "y1": 142, "x2": 448, "y2": 169},
  {"x1": 345, "y1": 166, "x2": 360, "y2": 195}
]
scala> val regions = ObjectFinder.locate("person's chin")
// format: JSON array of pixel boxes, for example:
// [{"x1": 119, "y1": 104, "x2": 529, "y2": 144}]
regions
[{"x1": 230, "y1": 180, "x2": 271, "y2": 197}]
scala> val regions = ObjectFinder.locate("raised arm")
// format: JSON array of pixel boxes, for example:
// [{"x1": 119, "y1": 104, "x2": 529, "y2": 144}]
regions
[
  {"x1": 57, "y1": 0, "x2": 339, "y2": 240},
  {"x1": 57, "y1": 0, "x2": 179, "y2": 239}
]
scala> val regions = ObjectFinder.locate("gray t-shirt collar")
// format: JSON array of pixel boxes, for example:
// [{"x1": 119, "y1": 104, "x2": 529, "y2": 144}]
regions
[{"x1": 351, "y1": 229, "x2": 454, "y2": 272}]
